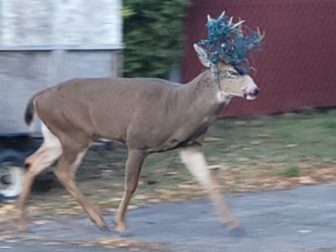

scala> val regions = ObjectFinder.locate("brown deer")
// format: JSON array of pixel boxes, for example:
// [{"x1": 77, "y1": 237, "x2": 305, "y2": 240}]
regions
[{"x1": 18, "y1": 13, "x2": 263, "y2": 234}]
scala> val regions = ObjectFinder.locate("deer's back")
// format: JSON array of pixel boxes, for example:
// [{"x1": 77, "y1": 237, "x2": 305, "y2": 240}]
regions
[{"x1": 35, "y1": 77, "x2": 182, "y2": 144}]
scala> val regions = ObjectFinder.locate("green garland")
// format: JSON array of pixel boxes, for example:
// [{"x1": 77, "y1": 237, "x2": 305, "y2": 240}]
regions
[{"x1": 198, "y1": 12, "x2": 263, "y2": 74}]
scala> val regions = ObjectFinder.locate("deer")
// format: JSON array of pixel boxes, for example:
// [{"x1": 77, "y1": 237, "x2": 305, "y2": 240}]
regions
[{"x1": 17, "y1": 12, "x2": 263, "y2": 234}]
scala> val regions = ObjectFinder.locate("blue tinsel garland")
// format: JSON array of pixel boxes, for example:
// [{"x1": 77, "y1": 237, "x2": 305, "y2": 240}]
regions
[{"x1": 198, "y1": 12, "x2": 263, "y2": 74}]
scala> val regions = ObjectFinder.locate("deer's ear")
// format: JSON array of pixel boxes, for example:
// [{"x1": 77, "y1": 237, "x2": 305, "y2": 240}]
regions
[{"x1": 193, "y1": 44, "x2": 211, "y2": 68}]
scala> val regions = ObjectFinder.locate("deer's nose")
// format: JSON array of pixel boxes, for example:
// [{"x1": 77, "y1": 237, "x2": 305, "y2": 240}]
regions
[
  {"x1": 251, "y1": 88, "x2": 260, "y2": 97},
  {"x1": 245, "y1": 87, "x2": 260, "y2": 97},
  {"x1": 244, "y1": 86, "x2": 260, "y2": 100}
]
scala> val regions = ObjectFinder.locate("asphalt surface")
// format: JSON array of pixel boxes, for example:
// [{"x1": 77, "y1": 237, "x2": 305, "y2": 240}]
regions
[{"x1": 1, "y1": 183, "x2": 336, "y2": 252}]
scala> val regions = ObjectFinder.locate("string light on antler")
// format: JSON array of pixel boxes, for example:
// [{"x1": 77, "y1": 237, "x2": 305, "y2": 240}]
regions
[{"x1": 198, "y1": 11, "x2": 264, "y2": 74}]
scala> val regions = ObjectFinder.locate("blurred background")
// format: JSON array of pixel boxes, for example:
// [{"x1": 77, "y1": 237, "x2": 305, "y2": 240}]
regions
[
  {"x1": 1, "y1": 0, "x2": 336, "y2": 130},
  {"x1": 0, "y1": 0, "x2": 336, "y2": 249}
]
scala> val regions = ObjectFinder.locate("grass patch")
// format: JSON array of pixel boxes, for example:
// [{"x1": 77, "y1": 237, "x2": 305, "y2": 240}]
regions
[
  {"x1": 204, "y1": 109, "x2": 336, "y2": 167},
  {"x1": 279, "y1": 167, "x2": 300, "y2": 177}
]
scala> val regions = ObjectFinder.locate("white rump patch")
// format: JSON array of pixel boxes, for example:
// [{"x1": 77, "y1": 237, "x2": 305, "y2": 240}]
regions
[
  {"x1": 41, "y1": 123, "x2": 61, "y2": 148},
  {"x1": 39, "y1": 123, "x2": 62, "y2": 165}
]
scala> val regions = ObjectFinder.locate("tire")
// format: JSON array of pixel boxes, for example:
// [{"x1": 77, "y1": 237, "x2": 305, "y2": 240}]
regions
[{"x1": 0, "y1": 163, "x2": 24, "y2": 203}]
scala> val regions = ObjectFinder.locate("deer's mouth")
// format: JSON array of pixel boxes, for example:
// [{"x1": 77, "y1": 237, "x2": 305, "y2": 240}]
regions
[{"x1": 244, "y1": 94, "x2": 258, "y2": 100}]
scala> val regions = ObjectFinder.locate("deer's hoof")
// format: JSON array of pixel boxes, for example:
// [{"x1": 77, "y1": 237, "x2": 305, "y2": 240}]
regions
[
  {"x1": 228, "y1": 226, "x2": 246, "y2": 237},
  {"x1": 91, "y1": 216, "x2": 109, "y2": 232},
  {"x1": 115, "y1": 222, "x2": 126, "y2": 233},
  {"x1": 17, "y1": 221, "x2": 28, "y2": 232},
  {"x1": 97, "y1": 223, "x2": 110, "y2": 233}
]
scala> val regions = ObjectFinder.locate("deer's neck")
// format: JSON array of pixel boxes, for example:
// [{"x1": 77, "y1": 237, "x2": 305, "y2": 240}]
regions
[{"x1": 179, "y1": 70, "x2": 229, "y2": 115}]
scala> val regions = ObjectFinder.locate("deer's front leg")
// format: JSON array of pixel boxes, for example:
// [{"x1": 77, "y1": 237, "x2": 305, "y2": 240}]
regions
[
  {"x1": 180, "y1": 146, "x2": 240, "y2": 230},
  {"x1": 115, "y1": 149, "x2": 146, "y2": 233}
]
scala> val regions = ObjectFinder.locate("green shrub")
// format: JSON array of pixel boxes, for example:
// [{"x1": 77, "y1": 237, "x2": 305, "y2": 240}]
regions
[
  {"x1": 279, "y1": 166, "x2": 300, "y2": 177},
  {"x1": 123, "y1": 0, "x2": 190, "y2": 78}
]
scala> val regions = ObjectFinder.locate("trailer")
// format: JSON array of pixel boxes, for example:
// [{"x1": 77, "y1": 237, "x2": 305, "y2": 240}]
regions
[{"x1": 0, "y1": 0, "x2": 123, "y2": 202}]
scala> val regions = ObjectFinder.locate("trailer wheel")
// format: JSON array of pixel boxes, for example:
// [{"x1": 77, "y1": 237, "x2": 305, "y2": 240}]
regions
[{"x1": 0, "y1": 164, "x2": 24, "y2": 202}]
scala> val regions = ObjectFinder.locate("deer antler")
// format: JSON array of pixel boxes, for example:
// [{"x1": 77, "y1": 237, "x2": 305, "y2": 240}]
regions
[
  {"x1": 218, "y1": 11, "x2": 225, "y2": 19},
  {"x1": 228, "y1": 16, "x2": 233, "y2": 26},
  {"x1": 257, "y1": 27, "x2": 265, "y2": 39},
  {"x1": 207, "y1": 14, "x2": 213, "y2": 22},
  {"x1": 232, "y1": 19, "x2": 245, "y2": 29}
]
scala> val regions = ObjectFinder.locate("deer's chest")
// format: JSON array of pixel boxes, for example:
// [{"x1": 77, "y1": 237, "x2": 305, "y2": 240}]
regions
[{"x1": 152, "y1": 116, "x2": 213, "y2": 152}]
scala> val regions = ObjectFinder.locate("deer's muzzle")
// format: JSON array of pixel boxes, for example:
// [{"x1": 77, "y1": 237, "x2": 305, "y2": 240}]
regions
[{"x1": 244, "y1": 87, "x2": 260, "y2": 100}]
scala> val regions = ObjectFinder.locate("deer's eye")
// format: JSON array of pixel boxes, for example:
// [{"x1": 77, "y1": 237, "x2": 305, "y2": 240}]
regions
[{"x1": 228, "y1": 70, "x2": 238, "y2": 76}]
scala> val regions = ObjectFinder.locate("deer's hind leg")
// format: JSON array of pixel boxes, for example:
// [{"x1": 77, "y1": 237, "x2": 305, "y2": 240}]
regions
[
  {"x1": 18, "y1": 123, "x2": 62, "y2": 231},
  {"x1": 53, "y1": 137, "x2": 108, "y2": 231}
]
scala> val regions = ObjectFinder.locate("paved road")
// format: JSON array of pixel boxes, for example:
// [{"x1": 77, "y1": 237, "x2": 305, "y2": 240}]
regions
[{"x1": 1, "y1": 184, "x2": 336, "y2": 252}]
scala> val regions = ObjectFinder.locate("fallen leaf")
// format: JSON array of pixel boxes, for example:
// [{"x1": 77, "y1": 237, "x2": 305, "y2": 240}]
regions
[
  {"x1": 298, "y1": 176, "x2": 317, "y2": 185},
  {"x1": 204, "y1": 137, "x2": 221, "y2": 142},
  {"x1": 0, "y1": 204, "x2": 15, "y2": 214},
  {"x1": 273, "y1": 181, "x2": 292, "y2": 190},
  {"x1": 250, "y1": 140, "x2": 262, "y2": 145},
  {"x1": 208, "y1": 164, "x2": 223, "y2": 170},
  {"x1": 257, "y1": 133, "x2": 271, "y2": 138}
]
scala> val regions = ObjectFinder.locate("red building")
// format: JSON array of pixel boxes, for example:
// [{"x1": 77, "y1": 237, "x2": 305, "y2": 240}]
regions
[{"x1": 182, "y1": 0, "x2": 336, "y2": 117}]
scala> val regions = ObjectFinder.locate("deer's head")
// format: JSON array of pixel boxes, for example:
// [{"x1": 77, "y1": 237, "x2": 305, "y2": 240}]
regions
[{"x1": 194, "y1": 12, "x2": 264, "y2": 102}]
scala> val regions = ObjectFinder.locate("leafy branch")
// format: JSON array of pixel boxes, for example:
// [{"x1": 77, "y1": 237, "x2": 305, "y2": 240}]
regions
[{"x1": 123, "y1": 0, "x2": 190, "y2": 78}]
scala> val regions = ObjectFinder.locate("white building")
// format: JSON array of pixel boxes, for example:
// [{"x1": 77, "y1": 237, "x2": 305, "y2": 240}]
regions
[{"x1": 0, "y1": 0, "x2": 123, "y2": 133}]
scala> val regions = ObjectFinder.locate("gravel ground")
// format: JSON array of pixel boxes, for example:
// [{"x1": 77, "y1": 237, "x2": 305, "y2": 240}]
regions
[{"x1": 1, "y1": 183, "x2": 336, "y2": 252}]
